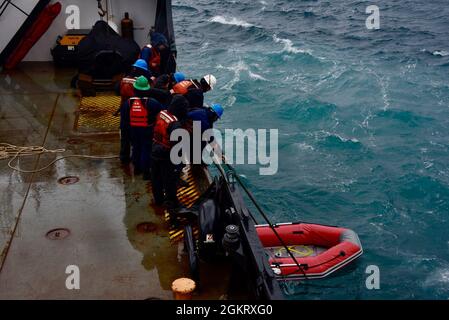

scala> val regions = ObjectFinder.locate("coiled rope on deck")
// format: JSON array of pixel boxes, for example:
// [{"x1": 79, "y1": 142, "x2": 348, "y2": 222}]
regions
[{"x1": 0, "y1": 143, "x2": 119, "y2": 174}]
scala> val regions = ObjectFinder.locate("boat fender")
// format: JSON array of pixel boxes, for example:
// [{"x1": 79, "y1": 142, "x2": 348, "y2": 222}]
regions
[{"x1": 183, "y1": 225, "x2": 200, "y2": 282}]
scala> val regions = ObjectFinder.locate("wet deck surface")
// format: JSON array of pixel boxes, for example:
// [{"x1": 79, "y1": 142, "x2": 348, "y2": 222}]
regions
[{"x1": 0, "y1": 63, "x2": 229, "y2": 299}]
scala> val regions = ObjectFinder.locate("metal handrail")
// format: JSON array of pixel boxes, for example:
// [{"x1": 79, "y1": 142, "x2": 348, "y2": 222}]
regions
[{"x1": 0, "y1": 0, "x2": 29, "y2": 17}]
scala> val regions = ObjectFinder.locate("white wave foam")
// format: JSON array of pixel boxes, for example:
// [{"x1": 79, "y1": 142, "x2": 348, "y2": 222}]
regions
[
  {"x1": 201, "y1": 42, "x2": 209, "y2": 50},
  {"x1": 366, "y1": 68, "x2": 391, "y2": 111},
  {"x1": 424, "y1": 267, "x2": 449, "y2": 291},
  {"x1": 248, "y1": 70, "x2": 267, "y2": 81},
  {"x1": 209, "y1": 15, "x2": 253, "y2": 28},
  {"x1": 334, "y1": 134, "x2": 359, "y2": 143},
  {"x1": 221, "y1": 60, "x2": 267, "y2": 90},
  {"x1": 273, "y1": 34, "x2": 307, "y2": 54},
  {"x1": 296, "y1": 143, "x2": 315, "y2": 151},
  {"x1": 222, "y1": 60, "x2": 247, "y2": 90},
  {"x1": 433, "y1": 50, "x2": 449, "y2": 57},
  {"x1": 317, "y1": 131, "x2": 360, "y2": 144}
]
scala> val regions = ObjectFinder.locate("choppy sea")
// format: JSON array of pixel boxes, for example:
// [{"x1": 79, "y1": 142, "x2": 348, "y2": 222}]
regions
[{"x1": 173, "y1": 0, "x2": 449, "y2": 299}]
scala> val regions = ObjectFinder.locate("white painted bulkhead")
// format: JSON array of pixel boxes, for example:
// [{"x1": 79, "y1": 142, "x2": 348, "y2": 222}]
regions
[{"x1": 0, "y1": 0, "x2": 158, "y2": 62}]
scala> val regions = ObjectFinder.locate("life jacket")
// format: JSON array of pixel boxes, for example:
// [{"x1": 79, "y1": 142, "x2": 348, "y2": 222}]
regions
[
  {"x1": 120, "y1": 77, "x2": 136, "y2": 101},
  {"x1": 129, "y1": 98, "x2": 149, "y2": 128},
  {"x1": 153, "y1": 110, "x2": 178, "y2": 148},
  {"x1": 142, "y1": 44, "x2": 161, "y2": 74},
  {"x1": 171, "y1": 80, "x2": 199, "y2": 95}
]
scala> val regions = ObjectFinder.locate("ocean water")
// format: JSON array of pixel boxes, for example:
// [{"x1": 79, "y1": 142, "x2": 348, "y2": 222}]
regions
[{"x1": 172, "y1": 0, "x2": 449, "y2": 299}]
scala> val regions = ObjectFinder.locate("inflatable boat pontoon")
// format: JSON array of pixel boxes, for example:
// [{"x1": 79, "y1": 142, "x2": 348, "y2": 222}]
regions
[{"x1": 256, "y1": 222, "x2": 363, "y2": 280}]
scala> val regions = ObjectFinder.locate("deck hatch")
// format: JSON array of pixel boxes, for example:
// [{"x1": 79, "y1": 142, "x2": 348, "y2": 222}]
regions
[{"x1": 74, "y1": 93, "x2": 121, "y2": 134}]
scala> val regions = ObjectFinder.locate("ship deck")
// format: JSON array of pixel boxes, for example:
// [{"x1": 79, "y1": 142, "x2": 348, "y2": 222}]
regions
[{"x1": 0, "y1": 62, "x2": 230, "y2": 299}]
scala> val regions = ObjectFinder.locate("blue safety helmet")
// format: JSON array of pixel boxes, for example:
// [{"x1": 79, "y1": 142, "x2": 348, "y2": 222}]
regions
[
  {"x1": 133, "y1": 59, "x2": 149, "y2": 71},
  {"x1": 210, "y1": 104, "x2": 224, "y2": 119},
  {"x1": 174, "y1": 72, "x2": 186, "y2": 84}
]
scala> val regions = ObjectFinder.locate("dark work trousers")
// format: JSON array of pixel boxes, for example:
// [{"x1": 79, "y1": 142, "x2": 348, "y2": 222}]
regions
[
  {"x1": 130, "y1": 127, "x2": 153, "y2": 175},
  {"x1": 151, "y1": 157, "x2": 181, "y2": 208}
]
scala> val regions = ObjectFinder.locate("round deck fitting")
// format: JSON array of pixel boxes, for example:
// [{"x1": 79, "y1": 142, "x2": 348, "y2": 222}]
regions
[
  {"x1": 46, "y1": 228, "x2": 70, "y2": 240},
  {"x1": 172, "y1": 278, "x2": 196, "y2": 300},
  {"x1": 58, "y1": 176, "x2": 80, "y2": 185}
]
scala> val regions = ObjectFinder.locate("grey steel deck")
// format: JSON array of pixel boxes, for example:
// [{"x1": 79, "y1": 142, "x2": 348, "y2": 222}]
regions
[{"x1": 0, "y1": 62, "x2": 229, "y2": 299}]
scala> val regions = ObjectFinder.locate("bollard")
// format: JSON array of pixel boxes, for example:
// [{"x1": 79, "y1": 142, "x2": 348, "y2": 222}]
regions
[{"x1": 172, "y1": 278, "x2": 196, "y2": 300}]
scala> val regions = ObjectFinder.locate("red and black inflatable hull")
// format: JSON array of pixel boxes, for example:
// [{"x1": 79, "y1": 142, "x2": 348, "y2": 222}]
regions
[
  {"x1": 4, "y1": 2, "x2": 61, "y2": 69},
  {"x1": 256, "y1": 222, "x2": 363, "y2": 279}
]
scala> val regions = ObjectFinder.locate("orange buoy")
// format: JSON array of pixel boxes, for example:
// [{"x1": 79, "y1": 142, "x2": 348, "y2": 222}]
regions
[{"x1": 172, "y1": 278, "x2": 196, "y2": 300}]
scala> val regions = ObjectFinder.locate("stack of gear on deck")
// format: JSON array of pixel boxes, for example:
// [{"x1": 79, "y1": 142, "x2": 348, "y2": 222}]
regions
[
  {"x1": 51, "y1": 29, "x2": 91, "y2": 67},
  {"x1": 77, "y1": 21, "x2": 140, "y2": 95}
]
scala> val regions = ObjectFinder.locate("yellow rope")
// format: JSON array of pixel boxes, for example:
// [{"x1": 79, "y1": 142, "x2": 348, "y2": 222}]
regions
[{"x1": 0, "y1": 143, "x2": 119, "y2": 174}]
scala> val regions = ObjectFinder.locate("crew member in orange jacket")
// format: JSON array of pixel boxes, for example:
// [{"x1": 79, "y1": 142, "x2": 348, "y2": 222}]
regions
[
  {"x1": 151, "y1": 95, "x2": 189, "y2": 213},
  {"x1": 121, "y1": 76, "x2": 165, "y2": 179}
]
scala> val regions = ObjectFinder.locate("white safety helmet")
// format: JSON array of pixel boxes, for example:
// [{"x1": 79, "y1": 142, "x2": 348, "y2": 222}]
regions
[{"x1": 203, "y1": 74, "x2": 217, "y2": 90}]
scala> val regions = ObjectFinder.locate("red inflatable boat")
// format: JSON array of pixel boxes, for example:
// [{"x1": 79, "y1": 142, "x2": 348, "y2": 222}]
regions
[{"x1": 256, "y1": 222, "x2": 363, "y2": 279}]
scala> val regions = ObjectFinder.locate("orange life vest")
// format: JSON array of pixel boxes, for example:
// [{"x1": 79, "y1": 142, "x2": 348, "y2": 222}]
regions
[
  {"x1": 153, "y1": 110, "x2": 178, "y2": 148},
  {"x1": 171, "y1": 80, "x2": 198, "y2": 95},
  {"x1": 129, "y1": 98, "x2": 149, "y2": 128},
  {"x1": 120, "y1": 77, "x2": 136, "y2": 102}
]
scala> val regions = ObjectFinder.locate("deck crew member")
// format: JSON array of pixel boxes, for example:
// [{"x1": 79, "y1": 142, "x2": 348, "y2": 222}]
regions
[
  {"x1": 171, "y1": 74, "x2": 217, "y2": 110},
  {"x1": 140, "y1": 31, "x2": 169, "y2": 77},
  {"x1": 188, "y1": 103, "x2": 224, "y2": 133},
  {"x1": 117, "y1": 59, "x2": 153, "y2": 164},
  {"x1": 145, "y1": 72, "x2": 184, "y2": 107},
  {"x1": 170, "y1": 72, "x2": 186, "y2": 90},
  {"x1": 151, "y1": 95, "x2": 189, "y2": 211},
  {"x1": 121, "y1": 76, "x2": 165, "y2": 179},
  {"x1": 118, "y1": 59, "x2": 152, "y2": 104},
  {"x1": 186, "y1": 104, "x2": 224, "y2": 164}
]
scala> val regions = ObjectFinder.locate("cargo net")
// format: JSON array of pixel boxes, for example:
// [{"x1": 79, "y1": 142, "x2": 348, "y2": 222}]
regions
[
  {"x1": 161, "y1": 165, "x2": 207, "y2": 243},
  {"x1": 74, "y1": 93, "x2": 121, "y2": 134}
]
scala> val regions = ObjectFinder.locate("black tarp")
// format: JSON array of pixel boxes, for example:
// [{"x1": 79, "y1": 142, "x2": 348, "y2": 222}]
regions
[{"x1": 77, "y1": 20, "x2": 140, "y2": 77}]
